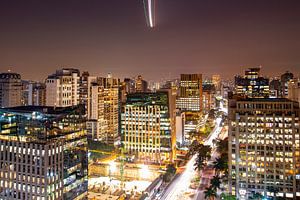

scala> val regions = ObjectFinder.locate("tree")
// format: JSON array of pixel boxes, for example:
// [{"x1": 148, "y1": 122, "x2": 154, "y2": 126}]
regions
[
  {"x1": 210, "y1": 175, "x2": 221, "y2": 190},
  {"x1": 204, "y1": 186, "x2": 217, "y2": 200},
  {"x1": 193, "y1": 144, "x2": 211, "y2": 171},
  {"x1": 216, "y1": 138, "x2": 228, "y2": 154},
  {"x1": 213, "y1": 156, "x2": 228, "y2": 176},
  {"x1": 194, "y1": 155, "x2": 205, "y2": 171}
]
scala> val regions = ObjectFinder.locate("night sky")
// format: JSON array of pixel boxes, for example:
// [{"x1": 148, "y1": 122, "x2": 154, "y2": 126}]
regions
[{"x1": 0, "y1": 0, "x2": 300, "y2": 81}]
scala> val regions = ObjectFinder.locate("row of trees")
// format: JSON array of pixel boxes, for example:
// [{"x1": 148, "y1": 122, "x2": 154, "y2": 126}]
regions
[
  {"x1": 205, "y1": 138, "x2": 231, "y2": 200},
  {"x1": 189, "y1": 138, "x2": 232, "y2": 200}
]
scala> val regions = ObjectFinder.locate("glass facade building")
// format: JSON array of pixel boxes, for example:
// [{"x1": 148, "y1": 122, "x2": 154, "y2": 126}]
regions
[{"x1": 0, "y1": 105, "x2": 87, "y2": 200}]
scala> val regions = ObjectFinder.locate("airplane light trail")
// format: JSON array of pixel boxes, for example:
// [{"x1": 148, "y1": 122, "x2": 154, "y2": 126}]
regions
[{"x1": 143, "y1": 0, "x2": 155, "y2": 28}]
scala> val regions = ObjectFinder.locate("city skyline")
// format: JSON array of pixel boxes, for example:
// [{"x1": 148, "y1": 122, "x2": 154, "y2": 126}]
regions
[{"x1": 1, "y1": 0, "x2": 300, "y2": 81}]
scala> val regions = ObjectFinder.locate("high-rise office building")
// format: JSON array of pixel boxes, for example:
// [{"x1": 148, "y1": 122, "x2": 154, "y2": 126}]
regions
[
  {"x1": 176, "y1": 74, "x2": 203, "y2": 112},
  {"x1": 0, "y1": 105, "x2": 88, "y2": 200},
  {"x1": 0, "y1": 72, "x2": 23, "y2": 108},
  {"x1": 122, "y1": 91, "x2": 176, "y2": 164},
  {"x1": 87, "y1": 75, "x2": 120, "y2": 145},
  {"x1": 45, "y1": 68, "x2": 80, "y2": 107},
  {"x1": 288, "y1": 79, "x2": 300, "y2": 104},
  {"x1": 228, "y1": 97, "x2": 300, "y2": 199},
  {"x1": 235, "y1": 67, "x2": 269, "y2": 98}
]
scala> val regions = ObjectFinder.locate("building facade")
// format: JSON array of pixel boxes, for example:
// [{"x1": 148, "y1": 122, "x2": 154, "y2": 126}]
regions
[
  {"x1": 228, "y1": 98, "x2": 300, "y2": 199},
  {"x1": 235, "y1": 67, "x2": 269, "y2": 98},
  {"x1": 288, "y1": 79, "x2": 300, "y2": 104},
  {"x1": 176, "y1": 74, "x2": 203, "y2": 112},
  {"x1": 0, "y1": 72, "x2": 23, "y2": 108},
  {"x1": 87, "y1": 75, "x2": 120, "y2": 145},
  {"x1": 122, "y1": 92, "x2": 175, "y2": 164},
  {"x1": 281, "y1": 71, "x2": 294, "y2": 97},
  {"x1": 0, "y1": 105, "x2": 88, "y2": 200},
  {"x1": 22, "y1": 81, "x2": 46, "y2": 106},
  {"x1": 45, "y1": 68, "x2": 80, "y2": 107}
]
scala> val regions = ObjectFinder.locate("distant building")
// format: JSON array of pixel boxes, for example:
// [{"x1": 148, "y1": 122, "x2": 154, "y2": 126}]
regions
[
  {"x1": 280, "y1": 71, "x2": 294, "y2": 97},
  {"x1": 122, "y1": 91, "x2": 176, "y2": 163},
  {"x1": 0, "y1": 105, "x2": 88, "y2": 200},
  {"x1": 269, "y1": 78, "x2": 281, "y2": 98},
  {"x1": 0, "y1": 72, "x2": 22, "y2": 108},
  {"x1": 212, "y1": 74, "x2": 221, "y2": 91},
  {"x1": 135, "y1": 75, "x2": 148, "y2": 93},
  {"x1": 45, "y1": 68, "x2": 80, "y2": 107},
  {"x1": 202, "y1": 81, "x2": 216, "y2": 112},
  {"x1": 228, "y1": 97, "x2": 300, "y2": 199},
  {"x1": 288, "y1": 78, "x2": 300, "y2": 104},
  {"x1": 176, "y1": 74, "x2": 203, "y2": 112},
  {"x1": 235, "y1": 67, "x2": 269, "y2": 98},
  {"x1": 22, "y1": 81, "x2": 46, "y2": 106},
  {"x1": 79, "y1": 71, "x2": 90, "y2": 110}
]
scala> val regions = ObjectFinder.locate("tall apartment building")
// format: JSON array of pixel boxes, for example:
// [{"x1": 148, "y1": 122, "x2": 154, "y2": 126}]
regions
[
  {"x1": 0, "y1": 72, "x2": 22, "y2": 108},
  {"x1": 288, "y1": 79, "x2": 300, "y2": 104},
  {"x1": 235, "y1": 67, "x2": 269, "y2": 98},
  {"x1": 87, "y1": 75, "x2": 120, "y2": 145},
  {"x1": 122, "y1": 91, "x2": 176, "y2": 164},
  {"x1": 45, "y1": 68, "x2": 80, "y2": 107},
  {"x1": 228, "y1": 97, "x2": 300, "y2": 199},
  {"x1": 22, "y1": 81, "x2": 46, "y2": 106},
  {"x1": 176, "y1": 74, "x2": 203, "y2": 112},
  {"x1": 0, "y1": 105, "x2": 88, "y2": 200}
]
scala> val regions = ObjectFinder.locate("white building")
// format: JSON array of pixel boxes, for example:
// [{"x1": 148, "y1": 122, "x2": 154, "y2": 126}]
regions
[
  {"x1": 45, "y1": 68, "x2": 80, "y2": 107},
  {"x1": 228, "y1": 97, "x2": 300, "y2": 199}
]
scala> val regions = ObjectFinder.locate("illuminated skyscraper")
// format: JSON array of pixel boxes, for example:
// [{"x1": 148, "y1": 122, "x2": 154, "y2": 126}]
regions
[
  {"x1": 122, "y1": 91, "x2": 176, "y2": 163},
  {"x1": 235, "y1": 67, "x2": 269, "y2": 98},
  {"x1": 0, "y1": 105, "x2": 88, "y2": 200},
  {"x1": 176, "y1": 74, "x2": 203, "y2": 112},
  {"x1": 228, "y1": 97, "x2": 300, "y2": 199},
  {"x1": 0, "y1": 72, "x2": 22, "y2": 108}
]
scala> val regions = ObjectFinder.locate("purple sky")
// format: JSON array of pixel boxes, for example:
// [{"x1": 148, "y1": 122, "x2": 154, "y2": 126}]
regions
[{"x1": 0, "y1": 0, "x2": 300, "y2": 81}]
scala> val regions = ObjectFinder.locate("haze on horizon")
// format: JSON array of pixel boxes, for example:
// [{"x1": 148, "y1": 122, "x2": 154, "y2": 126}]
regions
[{"x1": 0, "y1": 0, "x2": 300, "y2": 81}]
